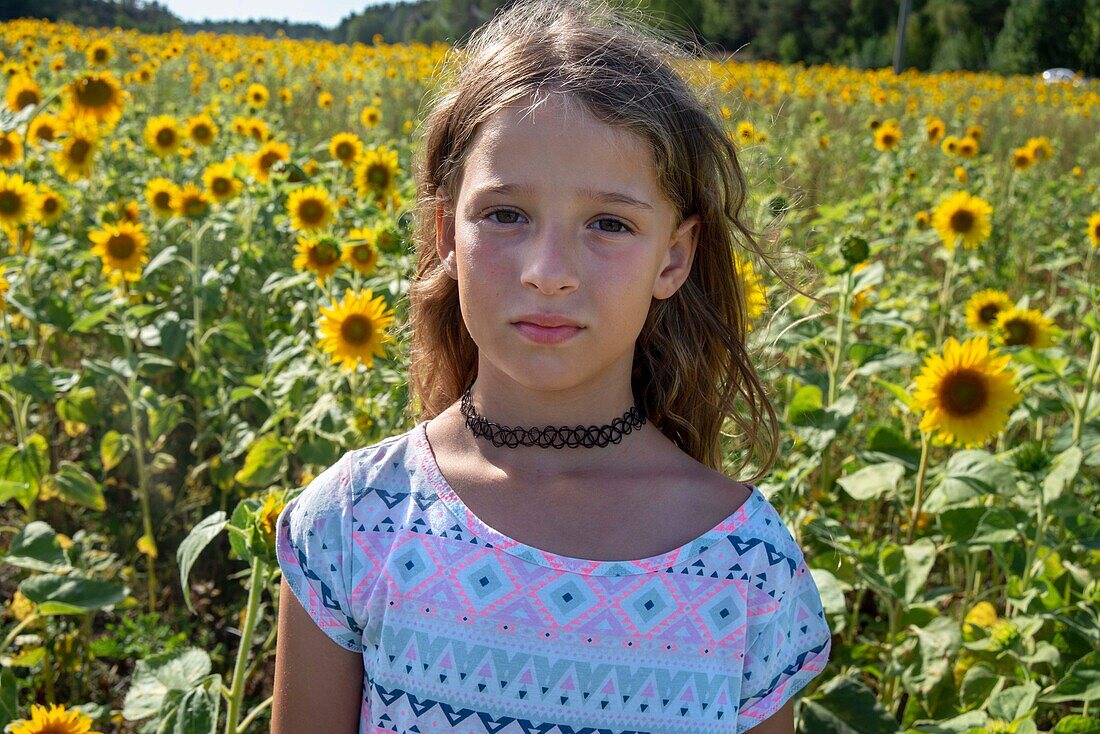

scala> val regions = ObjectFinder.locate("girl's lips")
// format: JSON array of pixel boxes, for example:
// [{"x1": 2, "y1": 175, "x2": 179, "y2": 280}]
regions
[{"x1": 513, "y1": 322, "x2": 583, "y2": 344}]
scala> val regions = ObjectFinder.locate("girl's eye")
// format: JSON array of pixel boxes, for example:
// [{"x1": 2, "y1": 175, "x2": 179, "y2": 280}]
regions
[
  {"x1": 593, "y1": 218, "x2": 632, "y2": 234},
  {"x1": 486, "y1": 209, "x2": 524, "y2": 224}
]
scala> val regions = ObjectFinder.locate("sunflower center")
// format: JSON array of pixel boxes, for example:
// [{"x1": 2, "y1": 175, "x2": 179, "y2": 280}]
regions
[
  {"x1": 76, "y1": 77, "x2": 113, "y2": 107},
  {"x1": 336, "y1": 143, "x2": 353, "y2": 159},
  {"x1": 939, "y1": 369, "x2": 988, "y2": 416},
  {"x1": 156, "y1": 128, "x2": 176, "y2": 147},
  {"x1": 299, "y1": 199, "x2": 326, "y2": 223},
  {"x1": 0, "y1": 192, "x2": 21, "y2": 214},
  {"x1": 212, "y1": 177, "x2": 230, "y2": 195},
  {"x1": 107, "y1": 233, "x2": 136, "y2": 259},
  {"x1": 69, "y1": 139, "x2": 90, "y2": 164},
  {"x1": 367, "y1": 164, "x2": 389, "y2": 189},
  {"x1": 35, "y1": 125, "x2": 55, "y2": 142},
  {"x1": 154, "y1": 191, "x2": 171, "y2": 209},
  {"x1": 94, "y1": 48, "x2": 109, "y2": 62},
  {"x1": 1002, "y1": 318, "x2": 1034, "y2": 346},
  {"x1": 354, "y1": 245, "x2": 372, "y2": 262},
  {"x1": 978, "y1": 304, "x2": 1001, "y2": 324},
  {"x1": 185, "y1": 197, "x2": 207, "y2": 217},
  {"x1": 0, "y1": 139, "x2": 11, "y2": 156},
  {"x1": 193, "y1": 124, "x2": 212, "y2": 142},
  {"x1": 340, "y1": 314, "x2": 374, "y2": 345},
  {"x1": 313, "y1": 242, "x2": 340, "y2": 265},
  {"x1": 15, "y1": 90, "x2": 39, "y2": 109},
  {"x1": 949, "y1": 209, "x2": 974, "y2": 233},
  {"x1": 42, "y1": 197, "x2": 58, "y2": 214},
  {"x1": 259, "y1": 151, "x2": 281, "y2": 170}
]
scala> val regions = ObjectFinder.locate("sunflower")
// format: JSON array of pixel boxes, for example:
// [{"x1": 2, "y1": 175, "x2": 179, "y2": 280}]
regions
[
  {"x1": 965, "y1": 124, "x2": 984, "y2": 141},
  {"x1": 964, "y1": 289, "x2": 1014, "y2": 332},
  {"x1": 89, "y1": 220, "x2": 149, "y2": 283},
  {"x1": 28, "y1": 113, "x2": 60, "y2": 145},
  {"x1": 317, "y1": 91, "x2": 334, "y2": 109},
  {"x1": 954, "y1": 166, "x2": 968, "y2": 185},
  {"x1": 246, "y1": 82, "x2": 269, "y2": 109},
  {"x1": 145, "y1": 178, "x2": 179, "y2": 218},
  {"x1": 53, "y1": 118, "x2": 100, "y2": 182},
  {"x1": 35, "y1": 184, "x2": 65, "y2": 227},
  {"x1": 733, "y1": 251, "x2": 766, "y2": 327},
  {"x1": 873, "y1": 120, "x2": 902, "y2": 152},
  {"x1": 0, "y1": 130, "x2": 22, "y2": 166},
  {"x1": 956, "y1": 136, "x2": 979, "y2": 158},
  {"x1": 0, "y1": 172, "x2": 41, "y2": 232},
  {"x1": 294, "y1": 235, "x2": 342, "y2": 283},
  {"x1": 9, "y1": 702, "x2": 103, "y2": 734},
  {"x1": 912, "y1": 335, "x2": 1022, "y2": 448},
  {"x1": 257, "y1": 491, "x2": 288, "y2": 545},
  {"x1": 287, "y1": 185, "x2": 334, "y2": 233},
  {"x1": 925, "y1": 117, "x2": 945, "y2": 144},
  {"x1": 329, "y1": 132, "x2": 362, "y2": 168},
  {"x1": 317, "y1": 288, "x2": 396, "y2": 371},
  {"x1": 85, "y1": 38, "x2": 114, "y2": 67},
  {"x1": 940, "y1": 135, "x2": 959, "y2": 156},
  {"x1": 171, "y1": 183, "x2": 210, "y2": 219},
  {"x1": 360, "y1": 105, "x2": 382, "y2": 128},
  {"x1": 1025, "y1": 136, "x2": 1053, "y2": 162},
  {"x1": 0, "y1": 265, "x2": 10, "y2": 312},
  {"x1": 246, "y1": 118, "x2": 269, "y2": 142},
  {"x1": 249, "y1": 140, "x2": 290, "y2": 183},
  {"x1": 144, "y1": 115, "x2": 181, "y2": 158},
  {"x1": 342, "y1": 227, "x2": 379, "y2": 275},
  {"x1": 1011, "y1": 146, "x2": 1034, "y2": 172},
  {"x1": 354, "y1": 146, "x2": 401, "y2": 202},
  {"x1": 5, "y1": 74, "x2": 41, "y2": 112},
  {"x1": 1086, "y1": 212, "x2": 1100, "y2": 247},
  {"x1": 64, "y1": 71, "x2": 127, "y2": 130},
  {"x1": 932, "y1": 191, "x2": 993, "y2": 250},
  {"x1": 993, "y1": 307, "x2": 1057, "y2": 349},
  {"x1": 915, "y1": 210, "x2": 930, "y2": 228},
  {"x1": 185, "y1": 113, "x2": 218, "y2": 146},
  {"x1": 735, "y1": 120, "x2": 755, "y2": 146},
  {"x1": 202, "y1": 161, "x2": 242, "y2": 203}
]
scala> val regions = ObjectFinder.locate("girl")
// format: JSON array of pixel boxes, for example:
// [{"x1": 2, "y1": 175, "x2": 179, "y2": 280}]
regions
[{"x1": 272, "y1": 0, "x2": 832, "y2": 732}]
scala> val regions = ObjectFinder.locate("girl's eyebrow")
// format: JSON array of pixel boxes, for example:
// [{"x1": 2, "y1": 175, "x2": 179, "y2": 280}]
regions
[{"x1": 470, "y1": 182, "x2": 654, "y2": 212}]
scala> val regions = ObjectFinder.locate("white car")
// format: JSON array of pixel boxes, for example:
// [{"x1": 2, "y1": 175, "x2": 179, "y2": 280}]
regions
[{"x1": 1041, "y1": 67, "x2": 1080, "y2": 85}]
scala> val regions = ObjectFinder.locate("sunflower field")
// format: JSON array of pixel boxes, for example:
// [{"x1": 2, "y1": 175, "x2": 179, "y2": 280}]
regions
[{"x1": 0, "y1": 14, "x2": 1098, "y2": 734}]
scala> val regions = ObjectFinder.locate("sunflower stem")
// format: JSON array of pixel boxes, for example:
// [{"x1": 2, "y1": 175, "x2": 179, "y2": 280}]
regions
[
  {"x1": 935, "y1": 247, "x2": 957, "y2": 345},
  {"x1": 1073, "y1": 331, "x2": 1100, "y2": 445},
  {"x1": 225, "y1": 557, "x2": 266, "y2": 734},
  {"x1": 906, "y1": 431, "x2": 931, "y2": 545}
]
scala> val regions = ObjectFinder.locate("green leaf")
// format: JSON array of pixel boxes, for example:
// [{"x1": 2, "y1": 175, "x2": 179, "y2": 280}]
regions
[
  {"x1": 12, "y1": 361, "x2": 56, "y2": 401},
  {"x1": 19, "y1": 574, "x2": 128, "y2": 615},
  {"x1": 1042, "y1": 651, "x2": 1100, "y2": 703},
  {"x1": 233, "y1": 434, "x2": 288, "y2": 488},
  {"x1": 799, "y1": 675, "x2": 901, "y2": 734},
  {"x1": 960, "y1": 664, "x2": 999, "y2": 709},
  {"x1": 903, "y1": 538, "x2": 937, "y2": 604},
  {"x1": 0, "y1": 435, "x2": 49, "y2": 510},
  {"x1": 122, "y1": 648, "x2": 213, "y2": 721},
  {"x1": 2, "y1": 521, "x2": 70, "y2": 572},
  {"x1": 177, "y1": 512, "x2": 227, "y2": 615},
  {"x1": 909, "y1": 616, "x2": 962, "y2": 694},
  {"x1": 0, "y1": 668, "x2": 19, "y2": 731},
  {"x1": 161, "y1": 677, "x2": 221, "y2": 734},
  {"x1": 1052, "y1": 715, "x2": 1100, "y2": 734},
  {"x1": 989, "y1": 683, "x2": 1041, "y2": 722},
  {"x1": 937, "y1": 507, "x2": 986, "y2": 544},
  {"x1": 924, "y1": 450, "x2": 1014, "y2": 512},
  {"x1": 836, "y1": 462, "x2": 905, "y2": 501},
  {"x1": 57, "y1": 386, "x2": 99, "y2": 424},
  {"x1": 865, "y1": 424, "x2": 921, "y2": 468},
  {"x1": 71, "y1": 304, "x2": 116, "y2": 334},
  {"x1": 101, "y1": 430, "x2": 131, "y2": 472},
  {"x1": 872, "y1": 376, "x2": 917, "y2": 411},
  {"x1": 970, "y1": 507, "x2": 1019, "y2": 546},
  {"x1": 142, "y1": 244, "x2": 178, "y2": 279},
  {"x1": 50, "y1": 461, "x2": 107, "y2": 511},
  {"x1": 1043, "y1": 446, "x2": 1083, "y2": 503}
]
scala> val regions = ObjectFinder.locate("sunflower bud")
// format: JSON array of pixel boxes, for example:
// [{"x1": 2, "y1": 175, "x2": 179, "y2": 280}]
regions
[{"x1": 840, "y1": 235, "x2": 870, "y2": 266}]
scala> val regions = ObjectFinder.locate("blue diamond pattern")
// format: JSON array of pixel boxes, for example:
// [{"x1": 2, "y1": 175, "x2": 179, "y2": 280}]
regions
[
  {"x1": 699, "y1": 589, "x2": 744, "y2": 639},
  {"x1": 458, "y1": 557, "x2": 515, "y2": 610},
  {"x1": 390, "y1": 543, "x2": 436, "y2": 593},
  {"x1": 538, "y1": 577, "x2": 597, "y2": 625},
  {"x1": 622, "y1": 579, "x2": 677, "y2": 634}
]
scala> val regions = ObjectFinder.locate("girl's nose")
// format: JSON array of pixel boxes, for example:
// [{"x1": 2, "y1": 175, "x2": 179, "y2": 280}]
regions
[{"x1": 519, "y1": 225, "x2": 580, "y2": 294}]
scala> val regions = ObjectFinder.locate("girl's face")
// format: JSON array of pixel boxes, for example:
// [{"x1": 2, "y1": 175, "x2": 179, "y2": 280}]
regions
[{"x1": 436, "y1": 93, "x2": 700, "y2": 400}]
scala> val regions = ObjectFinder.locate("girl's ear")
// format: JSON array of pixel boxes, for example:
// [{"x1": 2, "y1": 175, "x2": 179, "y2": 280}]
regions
[
  {"x1": 652, "y1": 213, "x2": 701, "y2": 300},
  {"x1": 435, "y1": 200, "x2": 458, "y2": 280}
]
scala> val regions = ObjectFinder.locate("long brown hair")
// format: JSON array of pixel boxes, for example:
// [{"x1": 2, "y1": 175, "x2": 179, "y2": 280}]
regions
[{"x1": 401, "y1": 0, "x2": 802, "y2": 482}]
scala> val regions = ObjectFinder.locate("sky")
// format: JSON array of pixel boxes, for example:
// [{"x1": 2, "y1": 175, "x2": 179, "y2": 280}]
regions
[{"x1": 159, "y1": 0, "x2": 392, "y2": 28}]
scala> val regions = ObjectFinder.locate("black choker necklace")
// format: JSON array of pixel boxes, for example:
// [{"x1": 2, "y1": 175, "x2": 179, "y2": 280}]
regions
[{"x1": 460, "y1": 386, "x2": 646, "y2": 448}]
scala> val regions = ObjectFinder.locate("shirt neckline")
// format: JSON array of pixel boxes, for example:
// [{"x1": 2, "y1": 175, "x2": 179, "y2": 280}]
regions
[{"x1": 412, "y1": 419, "x2": 767, "y2": 576}]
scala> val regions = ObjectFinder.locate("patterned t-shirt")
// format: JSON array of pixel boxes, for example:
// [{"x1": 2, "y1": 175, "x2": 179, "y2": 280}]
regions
[{"x1": 276, "y1": 421, "x2": 832, "y2": 734}]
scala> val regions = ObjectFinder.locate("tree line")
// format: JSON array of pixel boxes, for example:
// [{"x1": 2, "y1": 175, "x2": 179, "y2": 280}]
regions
[{"x1": 3, "y1": 0, "x2": 1098, "y2": 75}]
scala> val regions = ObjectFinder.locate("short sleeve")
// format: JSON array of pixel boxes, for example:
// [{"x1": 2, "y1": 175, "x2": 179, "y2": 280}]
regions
[
  {"x1": 736, "y1": 550, "x2": 832, "y2": 733},
  {"x1": 276, "y1": 452, "x2": 366, "y2": 653}
]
